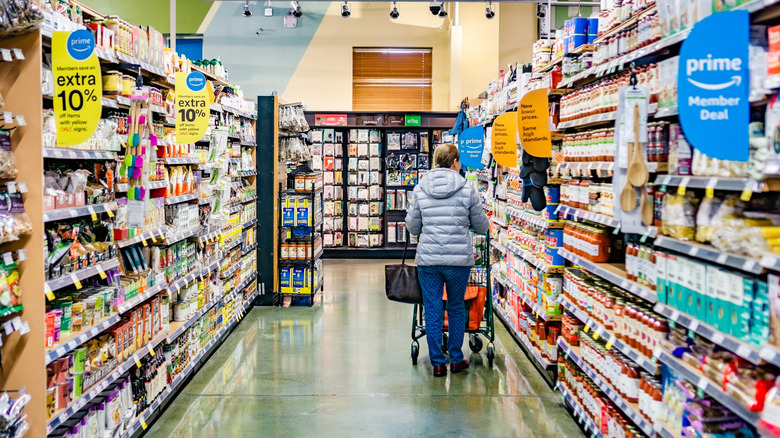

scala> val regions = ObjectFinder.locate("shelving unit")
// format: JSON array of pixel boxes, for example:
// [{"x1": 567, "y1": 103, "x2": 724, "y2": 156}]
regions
[
  {"x1": 0, "y1": 4, "x2": 263, "y2": 436},
  {"x1": 277, "y1": 188, "x2": 324, "y2": 306}
]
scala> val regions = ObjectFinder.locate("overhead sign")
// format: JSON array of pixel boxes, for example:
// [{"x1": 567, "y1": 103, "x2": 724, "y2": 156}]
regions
[
  {"x1": 678, "y1": 10, "x2": 749, "y2": 161},
  {"x1": 176, "y1": 72, "x2": 210, "y2": 143},
  {"x1": 405, "y1": 114, "x2": 421, "y2": 127},
  {"x1": 491, "y1": 112, "x2": 518, "y2": 168},
  {"x1": 314, "y1": 114, "x2": 348, "y2": 126},
  {"x1": 52, "y1": 30, "x2": 102, "y2": 146},
  {"x1": 458, "y1": 126, "x2": 485, "y2": 169},
  {"x1": 517, "y1": 89, "x2": 552, "y2": 157}
]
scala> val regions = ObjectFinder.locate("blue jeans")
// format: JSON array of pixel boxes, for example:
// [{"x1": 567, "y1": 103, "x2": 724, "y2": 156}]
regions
[{"x1": 417, "y1": 265, "x2": 471, "y2": 366}]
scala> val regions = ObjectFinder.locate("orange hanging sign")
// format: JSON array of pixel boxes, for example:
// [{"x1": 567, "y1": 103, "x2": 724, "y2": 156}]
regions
[
  {"x1": 492, "y1": 112, "x2": 518, "y2": 168},
  {"x1": 517, "y1": 89, "x2": 552, "y2": 158}
]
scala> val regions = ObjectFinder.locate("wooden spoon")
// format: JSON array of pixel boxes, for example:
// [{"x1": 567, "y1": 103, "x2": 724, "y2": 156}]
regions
[
  {"x1": 640, "y1": 185, "x2": 653, "y2": 226},
  {"x1": 620, "y1": 131, "x2": 637, "y2": 212},
  {"x1": 628, "y1": 103, "x2": 649, "y2": 187}
]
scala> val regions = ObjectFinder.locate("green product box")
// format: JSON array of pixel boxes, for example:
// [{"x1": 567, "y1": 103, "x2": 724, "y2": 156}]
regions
[
  {"x1": 692, "y1": 260, "x2": 707, "y2": 321},
  {"x1": 656, "y1": 251, "x2": 669, "y2": 304},
  {"x1": 666, "y1": 253, "x2": 681, "y2": 312},
  {"x1": 72, "y1": 348, "x2": 87, "y2": 374},
  {"x1": 730, "y1": 274, "x2": 754, "y2": 339},
  {"x1": 704, "y1": 266, "x2": 719, "y2": 327},
  {"x1": 680, "y1": 258, "x2": 694, "y2": 316},
  {"x1": 52, "y1": 301, "x2": 73, "y2": 334},
  {"x1": 72, "y1": 374, "x2": 83, "y2": 398}
]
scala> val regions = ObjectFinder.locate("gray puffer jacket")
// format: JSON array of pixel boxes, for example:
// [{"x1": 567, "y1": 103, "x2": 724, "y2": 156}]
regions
[{"x1": 406, "y1": 168, "x2": 490, "y2": 266}]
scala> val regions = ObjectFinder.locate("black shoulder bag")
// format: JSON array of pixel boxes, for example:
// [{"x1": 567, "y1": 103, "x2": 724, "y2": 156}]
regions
[{"x1": 384, "y1": 233, "x2": 423, "y2": 304}]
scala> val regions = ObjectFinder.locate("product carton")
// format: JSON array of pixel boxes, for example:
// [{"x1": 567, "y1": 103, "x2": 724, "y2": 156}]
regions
[
  {"x1": 666, "y1": 253, "x2": 680, "y2": 309},
  {"x1": 656, "y1": 251, "x2": 669, "y2": 304},
  {"x1": 752, "y1": 281, "x2": 770, "y2": 346},
  {"x1": 678, "y1": 257, "x2": 692, "y2": 314},
  {"x1": 692, "y1": 260, "x2": 707, "y2": 321},
  {"x1": 769, "y1": 25, "x2": 780, "y2": 76},
  {"x1": 296, "y1": 198, "x2": 310, "y2": 227},
  {"x1": 727, "y1": 273, "x2": 750, "y2": 339},
  {"x1": 736, "y1": 276, "x2": 755, "y2": 340},
  {"x1": 704, "y1": 265, "x2": 718, "y2": 327},
  {"x1": 282, "y1": 199, "x2": 295, "y2": 227},
  {"x1": 715, "y1": 268, "x2": 732, "y2": 330},
  {"x1": 292, "y1": 268, "x2": 305, "y2": 293}
]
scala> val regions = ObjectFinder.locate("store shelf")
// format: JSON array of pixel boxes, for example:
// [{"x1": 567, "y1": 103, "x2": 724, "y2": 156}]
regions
[
  {"x1": 199, "y1": 227, "x2": 223, "y2": 243},
  {"x1": 653, "y1": 302, "x2": 764, "y2": 366},
  {"x1": 236, "y1": 272, "x2": 258, "y2": 292},
  {"x1": 557, "y1": 111, "x2": 616, "y2": 130},
  {"x1": 494, "y1": 302, "x2": 553, "y2": 368},
  {"x1": 506, "y1": 242, "x2": 564, "y2": 274},
  {"x1": 654, "y1": 236, "x2": 763, "y2": 275},
  {"x1": 167, "y1": 293, "x2": 227, "y2": 343},
  {"x1": 558, "y1": 248, "x2": 657, "y2": 303},
  {"x1": 654, "y1": 106, "x2": 678, "y2": 118},
  {"x1": 240, "y1": 171, "x2": 258, "y2": 177},
  {"x1": 556, "y1": 205, "x2": 620, "y2": 228},
  {"x1": 45, "y1": 313, "x2": 122, "y2": 365},
  {"x1": 117, "y1": 280, "x2": 168, "y2": 314},
  {"x1": 201, "y1": 260, "x2": 221, "y2": 276},
  {"x1": 241, "y1": 195, "x2": 258, "y2": 203},
  {"x1": 491, "y1": 216, "x2": 507, "y2": 228},
  {"x1": 164, "y1": 227, "x2": 199, "y2": 245},
  {"x1": 163, "y1": 156, "x2": 200, "y2": 165},
  {"x1": 120, "y1": 290, "x2": 258, "y2": 438},
  {"x1": 223, "y1": 238, "x2": 243, "y2": 253},
  {"x1": 241, "y1": 141, "x2": 258, "y2": 147},
  {"x1": 490, "y1": 240, "x2": 507, "y2": 254},
  {"x1": 242, "y1": 242, "x2": 258, "y2": 256},
  {"x1": 166, "y1": 268, "x2": 201, "y2": 296},
  {"x1": 560, "y1": 297, "x2": 658, "y2": 374},
  {"x1": 221, "y1": 261, "x2": 242, "y2": 279},
  {"x1": 46, "y1": 329, "x2": 169, "y2": 433},
  {"x1": 242, "y1": 218, "x2": 258, "y2": 229},
  {"x1": 658, "y1": 350, "x2": 761, "y2": 425},
  {"x1": 558, "y1": 383, "x2": 605, "y2": 438},
  {"x1": 507, "y1": 208, "x2": 563, "y2": 229},
  {"x1": 45, "y1": 258, "x2": 120, "y2": 293},
  {"x1": 558, "y1": 339, "x2": 655, "y2": 436},
  {"x1": 164, "y1": 193, "x2": 198, "y2": 205},
  {"x1": 655, "y1": 175, "x2": 764, "y2": 193},
  {"x1": 229, "y1": 204, "x2": 243, "y2": 214},
  {"x1": 43, "y1": 202, "x2": 118, "y2": 223},
  {"x1": 116, "y1": 227, "x2": 167, "y2": 248},
  {"x1": 654, "y1": 421, "x2": 681, "y2": 438},
  {"x1": 42, "y1": 148, "x2": 116, "y2": 160},
  {"x1": 149, "y1": 180, "x2": 168, "y2": 190}
]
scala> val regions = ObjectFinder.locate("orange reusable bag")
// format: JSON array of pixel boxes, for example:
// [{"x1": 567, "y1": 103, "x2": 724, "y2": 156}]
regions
[{"x1": 443, "y1": 285, "x2": 487, "y2": 331}]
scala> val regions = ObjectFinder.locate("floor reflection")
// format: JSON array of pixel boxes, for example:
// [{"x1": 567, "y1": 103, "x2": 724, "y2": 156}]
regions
[{"x1": 148, "y1": 260, "x2": 584, "y2": 438}]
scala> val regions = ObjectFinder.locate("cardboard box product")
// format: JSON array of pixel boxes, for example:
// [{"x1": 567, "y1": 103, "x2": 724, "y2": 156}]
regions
[
  {"x1": 292, "y1": 268, "x2": 305, "y2": 294},
  {"x1": 692, "y1": 260, "x2": 707, "y2": 321},
  {"x1": 280, "y1": 268, "x2": 292, "y2": 294},
  {"x1": 656, "y1": 251, "x2": 669, "y2": 304}
]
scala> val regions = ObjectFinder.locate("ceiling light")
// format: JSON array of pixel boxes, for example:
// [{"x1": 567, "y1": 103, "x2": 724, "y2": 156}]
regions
[
  {"x1": 341, "y1": 1, "x2": 351, "y2": 18},
  {"x1": 291, "y1": 1, "x2": 302, "y2": 17},
  {"x1": 485, "y1": 1, "x2": 495, "y2": 19},
  {"x1": 429, "y1": 1, "x2": 442, "y2": 16},
  {"x1": 265, "y1": 0, "x2": 273, "y2": 16},
  {"x1": 389, "y1": 1, "x2": 399, "y2": 19},
  {"x1": 243, "y1": 1, "x2": 252, "y2": 17}
]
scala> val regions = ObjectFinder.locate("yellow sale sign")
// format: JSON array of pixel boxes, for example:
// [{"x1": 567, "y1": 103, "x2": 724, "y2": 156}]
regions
[
  {"x1": 492, "y1": 112, "x2": 518, "y2": 168},
  {"x1": 517, "y1": 89, "x2": 552, "y2": 158},
  {"x1": 175, "y1": 72, "x2": 210, "y2": 143},
  {"x1": 52, "y1": 30, "x2": 102, "y2": 146}
]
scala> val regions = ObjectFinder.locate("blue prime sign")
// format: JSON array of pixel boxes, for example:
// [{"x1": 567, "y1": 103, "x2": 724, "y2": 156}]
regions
[
  {"x1": 458, "y1": 126, "x2": 485, "y2": 169},
  {"x1": 677, "y1": 10, "x2": 749, "y2": 161}
]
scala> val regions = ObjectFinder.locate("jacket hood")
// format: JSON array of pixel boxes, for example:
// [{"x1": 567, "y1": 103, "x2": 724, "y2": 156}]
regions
[{"x1": 419, "y1": 168, "x2": 467, "y2": 199}]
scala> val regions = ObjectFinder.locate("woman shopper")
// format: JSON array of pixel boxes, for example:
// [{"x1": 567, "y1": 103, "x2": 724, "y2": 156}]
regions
[{"x1": 406, "y1": 144, "x2": 490, "y2": 377}]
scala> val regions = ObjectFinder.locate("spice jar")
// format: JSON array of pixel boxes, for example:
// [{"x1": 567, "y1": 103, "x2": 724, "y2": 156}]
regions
[{"x1": 281, "y1": 242, "x2": 289, "y2": 260}]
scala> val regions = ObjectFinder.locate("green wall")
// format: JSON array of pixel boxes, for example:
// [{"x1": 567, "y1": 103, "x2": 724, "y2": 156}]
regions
[{"x1": 79, "y1": 0, "x2": 212, "y2": 34}]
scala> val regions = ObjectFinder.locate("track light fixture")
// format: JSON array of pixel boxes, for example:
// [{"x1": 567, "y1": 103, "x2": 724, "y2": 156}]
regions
[
  {"x1": 429, "y1": 1, "x2": 443, "y2": 16},
  {"x1": 341, "y1": 1, "x2": 351, "y2": 18},
  {"x1": 243, "y1": 0, "x2": 252, "y2": 17},
  {"x1": 438, "y1": 2, "x2": 448, "y2": 18},
  {"x1": 291, "y1": 1, "x2": 302, "y2": 17},
  {"x1": 485, "y1": 1, "x2": 495, "y2": 19},
  {"x1": 389, "y1": 1, "x2": 399, "y2": 19},
  {"x1": 264, "y1": 0, "x2": 273, "y2": 16}
]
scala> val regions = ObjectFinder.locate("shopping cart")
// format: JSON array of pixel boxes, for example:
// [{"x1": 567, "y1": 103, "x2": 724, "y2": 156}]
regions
[{"x1": 410, "y1": 233, "x2": 495, "y2": 367}]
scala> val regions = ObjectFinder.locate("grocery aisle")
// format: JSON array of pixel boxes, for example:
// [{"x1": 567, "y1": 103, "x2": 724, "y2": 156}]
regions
[{"x1": 147, "y1": 260, "x2": 583, "y2": 437}]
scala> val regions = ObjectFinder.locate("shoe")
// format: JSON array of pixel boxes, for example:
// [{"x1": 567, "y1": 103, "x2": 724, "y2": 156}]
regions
[
  {"x1": 450, "y1": 360, "x2": 470, "y2": 373},
  {"x1": 433, "y1": 365, "x2": 447, "y2": 377}
]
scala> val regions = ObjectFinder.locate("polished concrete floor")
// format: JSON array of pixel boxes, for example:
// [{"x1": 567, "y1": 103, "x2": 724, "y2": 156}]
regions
[{"x1": 147, "y1": 260, "x2": 584, "y2": 438}]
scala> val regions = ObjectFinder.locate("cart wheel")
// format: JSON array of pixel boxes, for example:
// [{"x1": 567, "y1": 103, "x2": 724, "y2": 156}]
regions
[
  {"x1": 442, "y1": 333, "x2": 449, "y2": 353},
  {"x1": 411, "y1": 342, "x2": 419, "y2": 365},
  {"x1": 487, "y1": 344, "x2": 495, "y2": 367},
  {"x1": 469, "y1": 335, "x2": 483, "y2": 353}
]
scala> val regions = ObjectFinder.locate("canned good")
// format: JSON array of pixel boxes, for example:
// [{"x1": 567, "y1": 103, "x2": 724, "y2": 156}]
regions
[
  {"x1": 103, "y1": 71, "x2": 122, "y2": 95},
  {"x1": 297, "y1": 243, "x2": 306, "y2": 260},
  {"x1": 281, "y1": 243, "x2": 289, "y2": 259}
]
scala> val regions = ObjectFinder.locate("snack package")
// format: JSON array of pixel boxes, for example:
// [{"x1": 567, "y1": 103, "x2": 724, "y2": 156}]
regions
[{"x1": 662, "y1": 192, "x2": 698, "y2": 240}]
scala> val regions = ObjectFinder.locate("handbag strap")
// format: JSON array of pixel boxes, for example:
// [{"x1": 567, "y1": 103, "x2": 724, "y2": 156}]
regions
[{"x1": 402, "y1": 230, "x2": 410, "y2": 265}]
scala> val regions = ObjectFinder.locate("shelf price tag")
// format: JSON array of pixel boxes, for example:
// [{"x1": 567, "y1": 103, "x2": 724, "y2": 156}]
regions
[
  {"x1": 592, "y1": 331, "x2": 600, "y2": 341},
  {"x1": 141, "y1": 238, "x2": 147, "y2": 247},
  {"x1": 71, "y1": 274, "x2": 82, "y2": 290},
  {"x1": 106, "y1": 209, "x2": 114, "y2": 218},
  {"x1": 141, "y1": 421, "x2": 147, "y2": 430},
  {"x1": 706, "y1": 178, "x2": 717, "y2": 198},
  {"x1": 44, "y1": 284, "x2": 55, "y2": 301},
  {"x1": 96, "y1": 265, "x2": 107, "y2": 280},
  {"x1": 149, "y1": 348, "x2": 155, "y2": 357},
  {"x1": 740, "y1": 188, "x2": 753, "y2": 202},
  {"x1": 52, "y1": 30, "x2": 102, "y2": 146},
  {"x1": 677, "y1": 177, "x2": 689, "y2": 196}
]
